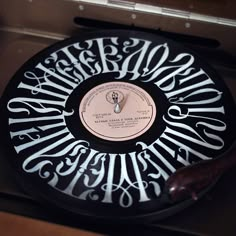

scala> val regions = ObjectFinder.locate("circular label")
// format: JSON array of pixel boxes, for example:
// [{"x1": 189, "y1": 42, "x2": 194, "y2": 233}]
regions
[{"x1": 79, "y1": 82, "x2": 156, "y2": 141}]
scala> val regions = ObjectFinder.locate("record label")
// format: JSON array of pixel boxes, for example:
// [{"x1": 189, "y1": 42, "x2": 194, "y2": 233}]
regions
[{"x1": 79, "y1": 82, "x2": 156, "y2": 141}]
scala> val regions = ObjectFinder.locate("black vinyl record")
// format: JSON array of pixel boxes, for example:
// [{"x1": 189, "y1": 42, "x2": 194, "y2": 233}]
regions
[{"x1": 0, "y1": 30, "x2": 235, "y2": 221}]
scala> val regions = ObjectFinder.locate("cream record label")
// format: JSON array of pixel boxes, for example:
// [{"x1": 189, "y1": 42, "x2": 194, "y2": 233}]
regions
[
  {"x1": 79, "y1": 82, "x2": 156, "y2": 141},
  {"x1": 0, "y1": 30, "x2": 235, "y2": 220}
]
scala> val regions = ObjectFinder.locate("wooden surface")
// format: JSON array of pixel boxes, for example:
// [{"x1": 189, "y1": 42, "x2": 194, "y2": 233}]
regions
[{"x1": 0, "y1": 212, "x2": 102, "y2": 236}]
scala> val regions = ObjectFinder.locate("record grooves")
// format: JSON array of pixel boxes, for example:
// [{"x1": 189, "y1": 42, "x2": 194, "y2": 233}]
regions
[{"x1": 0, "y1": 30, "x2": 235, "y2": 221}]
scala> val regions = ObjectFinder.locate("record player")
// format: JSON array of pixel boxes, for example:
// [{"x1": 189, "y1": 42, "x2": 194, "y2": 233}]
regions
[{"x1": 0, "y1": 0, "x2": 236, "y2": 235}]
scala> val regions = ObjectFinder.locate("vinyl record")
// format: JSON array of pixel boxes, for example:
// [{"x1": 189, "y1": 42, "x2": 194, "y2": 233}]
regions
[{"x1": 0, "y1": 30, "x2": 235, "y2": 221}]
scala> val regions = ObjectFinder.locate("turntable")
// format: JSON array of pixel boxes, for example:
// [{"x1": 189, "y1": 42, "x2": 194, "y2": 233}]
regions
[{"x1": 0, "y1": 1, "x2": 236, "y2": 235}]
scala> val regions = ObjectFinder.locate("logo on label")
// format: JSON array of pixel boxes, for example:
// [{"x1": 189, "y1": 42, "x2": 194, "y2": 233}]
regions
[{"x1": 106, "y1": 90, "x2": 124, "y2": 104}]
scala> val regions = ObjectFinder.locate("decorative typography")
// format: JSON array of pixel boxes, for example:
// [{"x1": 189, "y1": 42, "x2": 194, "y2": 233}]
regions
[{"x1": 7, "y1": 36, "x2": 226, "y2": 207}]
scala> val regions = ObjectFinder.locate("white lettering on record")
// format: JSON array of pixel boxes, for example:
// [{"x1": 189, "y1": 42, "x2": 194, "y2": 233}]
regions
[{"x1": 7, "y1": 36, "x2": 227, "y2": 207}]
